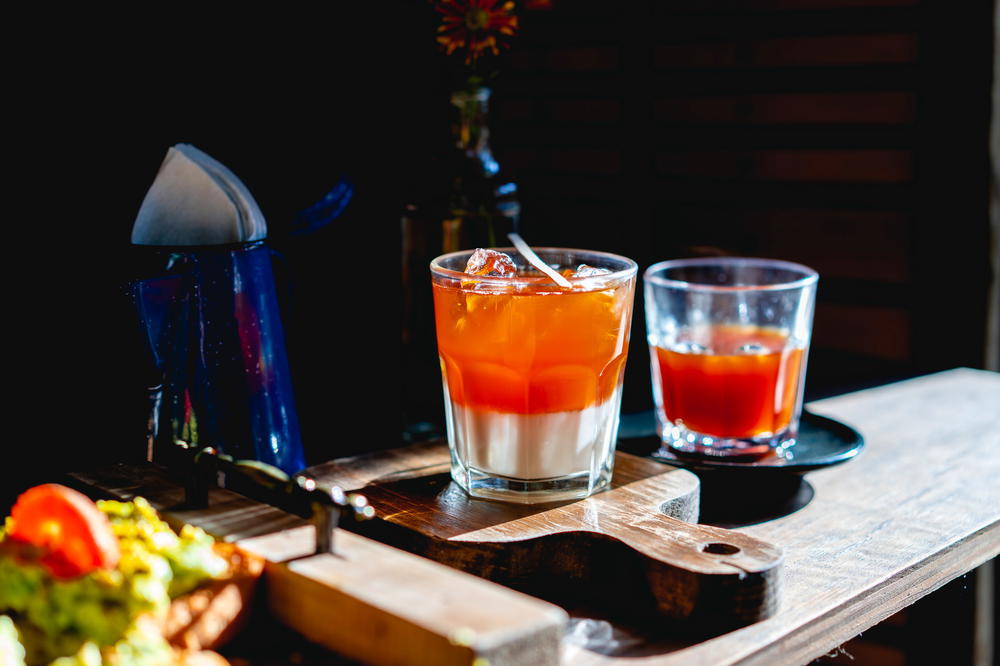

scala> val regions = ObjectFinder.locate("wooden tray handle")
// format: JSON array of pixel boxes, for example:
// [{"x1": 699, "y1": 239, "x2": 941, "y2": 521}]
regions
[{"x1": 582, "y1": 511, "x2": 783, "y2": 625}]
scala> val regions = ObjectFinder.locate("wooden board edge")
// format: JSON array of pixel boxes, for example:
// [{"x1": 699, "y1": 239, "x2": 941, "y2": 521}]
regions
[{"x1": 734, "y1": 522, "x2": 1000, "y2": 666}]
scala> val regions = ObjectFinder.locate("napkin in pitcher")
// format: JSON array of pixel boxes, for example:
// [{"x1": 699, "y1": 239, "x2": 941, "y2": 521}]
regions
[{"x1": 131, "y1": 143, "x2": 267, "y2": 246}]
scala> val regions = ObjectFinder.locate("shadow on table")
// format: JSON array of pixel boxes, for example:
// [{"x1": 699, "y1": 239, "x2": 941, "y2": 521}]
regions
[{"x1": 697, "y1": 474, "x2": 815, "y2": 528}]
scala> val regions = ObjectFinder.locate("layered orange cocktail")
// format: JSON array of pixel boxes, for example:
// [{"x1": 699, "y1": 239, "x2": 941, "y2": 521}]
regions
[{"x1": 431, "y1": 247, "x2": 637, "y2": 502}]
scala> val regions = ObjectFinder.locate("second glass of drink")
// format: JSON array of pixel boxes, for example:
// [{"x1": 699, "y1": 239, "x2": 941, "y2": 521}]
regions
[
  {"x1": 431, "y1": 247, "x2": 637, "y2": 503},
  {"x1": 644, "y1": 257, "x2": 818, "y2": 458}
]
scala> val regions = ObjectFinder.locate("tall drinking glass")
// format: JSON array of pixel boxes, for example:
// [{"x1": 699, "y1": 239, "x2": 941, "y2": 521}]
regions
[
  {"x1": 431, "y1": 248, "x2": 638, "y2": 503},
  {"x1": 644, "y1": 258, "x2": 818, "y2": 458}
]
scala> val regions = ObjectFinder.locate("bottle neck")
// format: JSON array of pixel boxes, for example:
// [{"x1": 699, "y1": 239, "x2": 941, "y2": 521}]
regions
[{"x1": 450, "y1": 87, "x2": 499, "y2": 178}]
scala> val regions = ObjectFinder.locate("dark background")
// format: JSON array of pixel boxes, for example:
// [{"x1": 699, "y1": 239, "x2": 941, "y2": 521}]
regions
[{"x1": 3, "y1": 1, "x2": 995, "y2": 497}]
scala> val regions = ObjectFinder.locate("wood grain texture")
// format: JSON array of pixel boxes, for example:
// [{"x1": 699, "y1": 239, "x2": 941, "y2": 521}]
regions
[
  {"x1": 568, "y1": 368, "x2": 1000, "y2": 665},
  {"x1": 68, "y1": 463, "x2": 307, "y2": 541},
  {"x1": 67, "y1": 368, "x2": 1000, "y2": 665},
  {"x1": 262, "y1": 531, "x2": 566, "y2": 666},
  {"x1": 307, "y1": 450, "x2": 783, "y2": 629},
  {"x1": 68, "y1": 465, "x2": 568, "y2": 666}
]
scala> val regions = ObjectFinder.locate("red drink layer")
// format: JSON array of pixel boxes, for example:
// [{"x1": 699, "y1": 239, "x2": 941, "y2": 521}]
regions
[{"x1": 653, "y1": 325, "x2": 804, "y2": 439}]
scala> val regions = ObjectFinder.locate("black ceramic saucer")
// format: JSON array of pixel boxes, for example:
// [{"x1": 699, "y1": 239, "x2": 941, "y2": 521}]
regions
[{"x1": 647, "y1": 409, "x2": 864, "y2": 475}]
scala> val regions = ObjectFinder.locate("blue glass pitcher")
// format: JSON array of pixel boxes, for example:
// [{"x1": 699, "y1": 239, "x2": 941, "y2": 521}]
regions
[{"x1": 133, "y1": 240, "x2": 306, "y2": 475}]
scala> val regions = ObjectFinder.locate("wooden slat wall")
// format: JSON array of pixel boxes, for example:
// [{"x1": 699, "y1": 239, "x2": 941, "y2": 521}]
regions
[{"x1": 492, "y1": 0, "x2": 993, "y2": 406}]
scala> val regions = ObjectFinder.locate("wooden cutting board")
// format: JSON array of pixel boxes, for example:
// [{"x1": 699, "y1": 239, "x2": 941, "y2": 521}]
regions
[
  {"x1": 68, "y1": 463, "x2": 567, "y2": 666},
  {"x1": 306, "y1": 442, "x2": 784, "y2": 631}
]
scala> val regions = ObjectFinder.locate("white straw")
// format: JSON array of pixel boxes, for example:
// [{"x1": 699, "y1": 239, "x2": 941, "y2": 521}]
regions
[{"x1": 508, "y1": 233, "x2": 572, "y2": 288}]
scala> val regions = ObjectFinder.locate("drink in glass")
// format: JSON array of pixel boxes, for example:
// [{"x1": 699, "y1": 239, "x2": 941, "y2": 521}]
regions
[
  {"x1": 644, "y1": 258, "x2": 817, "y2": 457},
  {"x1": 431, "y1": 247, "x2": 637, "y2": 503}
]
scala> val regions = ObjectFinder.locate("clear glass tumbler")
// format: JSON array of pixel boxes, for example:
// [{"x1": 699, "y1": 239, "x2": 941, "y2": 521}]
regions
[
  {"x1": 644, "y1": 258, "x2": 818, "y2": 458},
  {"x1": 431, "y1": 247, "x2": 637, "y2": 503}
]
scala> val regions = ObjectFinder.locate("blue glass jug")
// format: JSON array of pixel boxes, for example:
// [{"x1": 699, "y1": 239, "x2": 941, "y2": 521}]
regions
[{"x1": 133, "y1": 240, "x2": 306, "y2": 475}]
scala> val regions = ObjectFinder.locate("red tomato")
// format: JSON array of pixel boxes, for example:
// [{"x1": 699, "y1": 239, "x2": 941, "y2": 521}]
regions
[{"x1": 7, "y1": 484, "x2": 120, "y2": 579}]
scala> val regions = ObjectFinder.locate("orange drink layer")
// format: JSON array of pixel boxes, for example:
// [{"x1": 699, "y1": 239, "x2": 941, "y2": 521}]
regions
[
  {"x1": 433, "y1": 282, "x2": 633, "y2": 416},
  {"x1": 653, "y1": 325, "x2": 804, "y2": 439}
]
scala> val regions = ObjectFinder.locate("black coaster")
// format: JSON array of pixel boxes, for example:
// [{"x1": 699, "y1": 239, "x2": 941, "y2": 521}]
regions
[
  {"x1": 647, "y1": 410, "x2": 864, "y2": 475},
  {"x1": 619, "y1": 410, "x2": 864, "y2": 526}
]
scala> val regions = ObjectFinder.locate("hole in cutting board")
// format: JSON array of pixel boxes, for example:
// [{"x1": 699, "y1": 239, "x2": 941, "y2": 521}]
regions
[{"x1": 702, "y1": 542, "x2": 741, "y2": 555}]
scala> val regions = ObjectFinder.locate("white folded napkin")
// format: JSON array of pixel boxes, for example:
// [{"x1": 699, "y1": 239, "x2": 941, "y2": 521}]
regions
[{"x1": 131, "y1": 144, "x2": 267, "y2": 246}]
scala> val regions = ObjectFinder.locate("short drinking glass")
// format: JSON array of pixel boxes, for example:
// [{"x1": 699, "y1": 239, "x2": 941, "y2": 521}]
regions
[
  {"x1": 431, "y1": 247, "x2": 638, "y2": 503},
  {"x1": 644, "y1": 258, "x2": 818, "y2": 458}
]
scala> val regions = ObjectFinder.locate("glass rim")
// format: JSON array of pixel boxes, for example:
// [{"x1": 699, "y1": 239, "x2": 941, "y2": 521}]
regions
[
  {"x1": 430, "y1": 246, "x2": 639, "y2": 286},
  {"x1": 644, "y1": 257, "x2": 818, "y2": 292}
]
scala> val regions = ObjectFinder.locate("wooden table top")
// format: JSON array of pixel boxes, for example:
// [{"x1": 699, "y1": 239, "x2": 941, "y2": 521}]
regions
[
  {"x1": 571, "y1": 367, "x2": 1000, "y2": 665},
  {"x1": 66, "y1": 368, "x2": 1000, "y2": 665}
]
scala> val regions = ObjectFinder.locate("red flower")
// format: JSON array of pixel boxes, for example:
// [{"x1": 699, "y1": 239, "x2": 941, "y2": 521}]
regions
[{"x1": 435, "y1": 0, "x2": 519, "y2": 65}]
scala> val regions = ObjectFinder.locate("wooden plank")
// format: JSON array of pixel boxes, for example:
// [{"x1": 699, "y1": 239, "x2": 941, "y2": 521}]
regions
[
  {"x1": 657, "y1": 1, "x2": 919, "y2": 11},
  {"x1": 546, "y1": 47, "x2": 621, "y2": 72},
  {"x1": 68, "y1": 465, "x2": 568, "y2": 666},
  {"x1": 567, "y1": 368, "x2": 1000, "y2": 665},
  {"x1": 653, "y1": 33, "x2": 917, "y2": 69},
  {"x1": 549, "y1": 148, "x2": 623, "y2": 174},
  {"x1": 655, "y1": 150, "x2": 913, "y2": 183},
  {"x1": 257, "y1": 530, "x2": 566, "y2": 666},
  {"x1": 635, "y1": 206, "x2": 913, "y2": 285},
  {"x1": 67, "y1": 463, "x2": 306, "y2": 541},
  {"x1": 754, "y1": 209, "x2": 911, "y2": 284},
  {"x1": 653, "y1": 92, "x2": 916, "y2": 125},
  {"x1": 812, "y1": 303, "x2": 912, "y2": 361},
  {"x1": 307, "y1": 450, "x2": 783, "y2": 630},
  {"x1": 66, "y1": 369, "x2": 1000, "y2": 665},
  {"x1": 544, "y1": 98, "x2": 623, "y2": 125}
]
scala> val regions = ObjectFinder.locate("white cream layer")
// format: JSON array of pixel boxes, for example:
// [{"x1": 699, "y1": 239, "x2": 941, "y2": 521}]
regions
[{"x1": 447, "y1": 398, "x2": 620, "y2": 480}]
